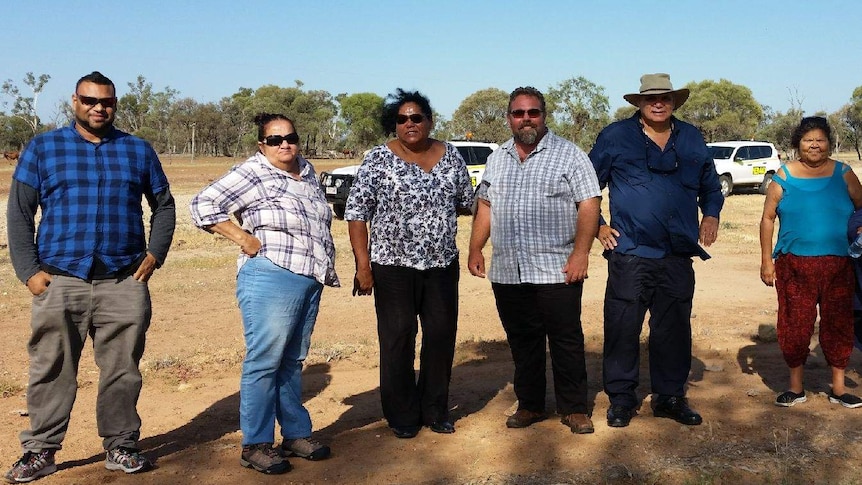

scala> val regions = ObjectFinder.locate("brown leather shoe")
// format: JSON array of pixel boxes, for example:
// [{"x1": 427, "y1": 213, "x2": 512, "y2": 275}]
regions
[
  {"x1": 561, "y1": 413, "x2": 594, "y2": 434},
  {"x1": 505, "y1": 410, "x2": 546, "y2": 428}
]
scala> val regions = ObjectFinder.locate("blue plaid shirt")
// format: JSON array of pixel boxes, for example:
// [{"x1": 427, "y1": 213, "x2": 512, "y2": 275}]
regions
[{"x1": 12, "y1": 123, "x2": 171, "y2": 279}]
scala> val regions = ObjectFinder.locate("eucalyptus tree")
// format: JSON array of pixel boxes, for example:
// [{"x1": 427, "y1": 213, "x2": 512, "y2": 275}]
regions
[
  {"x1": 450, "y1": 88, "x2": 509, "y2": 143},
  {"x1": 545, "y1": 76, "x2": 610, "y2": 150},
  {"x1": 675, "y1": 79, "x2": 763, "y2": 142},
  {"x1": 1, "y1": 72, "x2": 51, "y2": 135}
]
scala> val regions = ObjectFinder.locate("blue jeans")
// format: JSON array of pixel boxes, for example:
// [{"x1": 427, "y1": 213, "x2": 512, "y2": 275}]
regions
[{"x1": 236, "y1": 257, "x2": 323, "y2": 445}]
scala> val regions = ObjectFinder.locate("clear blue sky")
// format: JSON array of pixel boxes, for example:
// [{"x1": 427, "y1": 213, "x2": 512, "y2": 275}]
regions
[{"x1": 2, "y1": 0, "x2": 860, "y2": 124}]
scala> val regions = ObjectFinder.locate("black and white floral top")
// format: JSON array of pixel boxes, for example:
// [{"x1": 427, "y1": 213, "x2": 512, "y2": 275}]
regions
[{"x1": 344, "y1": 142, "x2": 474, "y2": 270}]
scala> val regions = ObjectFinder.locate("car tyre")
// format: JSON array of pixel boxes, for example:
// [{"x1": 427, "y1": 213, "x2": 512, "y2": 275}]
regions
[
  {"x1": 719, "y1": 175, "x2": 733, "y2": 198},
  {"x1": 759, "y1": 173, "x2": 773, "y2": 195},
  {"x1": 333, "y1": 204, "x2": 346, "y2": 220}
]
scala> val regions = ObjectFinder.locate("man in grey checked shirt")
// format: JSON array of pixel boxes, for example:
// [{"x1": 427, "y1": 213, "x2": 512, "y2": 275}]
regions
[{"x1": 468, "y1": 86, "x2": 601, "y2": 434}]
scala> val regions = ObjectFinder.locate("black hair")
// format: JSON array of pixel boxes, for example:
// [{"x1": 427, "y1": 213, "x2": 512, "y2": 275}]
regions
[
  {"x1": 253, "y1": 113, "x2": 294, "y2": 141},
  {"x1": 76, "y1": 71, "x2": 115, "y2": 95},
  {"x1": 380, "y1": 88, "x2": 433, "y2": 135},
  {"x1": 508, "y1": 86, "x2": 546, "y2": 113},
  {"x1": 791, "y1": 116, "x2": 834, "y2": 151}
]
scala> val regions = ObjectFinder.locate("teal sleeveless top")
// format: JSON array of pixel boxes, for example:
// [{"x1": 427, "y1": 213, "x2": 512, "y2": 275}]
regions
[{"x1": 773, "y1": 162, "x2": 853, "y2": 257}]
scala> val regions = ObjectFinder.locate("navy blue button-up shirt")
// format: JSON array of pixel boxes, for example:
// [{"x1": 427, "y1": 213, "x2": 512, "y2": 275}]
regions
[{"x1": 589, "y1": 113, "x2": 723, "y2": 260}]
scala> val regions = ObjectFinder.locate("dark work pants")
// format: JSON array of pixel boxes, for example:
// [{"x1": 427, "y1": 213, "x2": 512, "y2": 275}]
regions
[
  {"x1": 492, "y1": 282, "x2": 588, "y2": 415},
  {"x1": 372, "y1": 260, "x2": 458, "y2": 428},
  {"x1": 603, "y1": 253, "x2": 694, "y2": 409}
]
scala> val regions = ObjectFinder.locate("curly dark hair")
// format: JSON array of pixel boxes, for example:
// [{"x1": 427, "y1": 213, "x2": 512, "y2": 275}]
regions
[
  {"x1": 380, "y1": 88, "x2": 433, "y2": 135},
  {"x1": 790, "y1": 116, "x2": 834, "y2": 151},
  {"x1": 253, "y1": 113, "x2": 295, "y2": 142},
  {"x1": 508, "y1": 86, "x2": 546, "y2": 113}
]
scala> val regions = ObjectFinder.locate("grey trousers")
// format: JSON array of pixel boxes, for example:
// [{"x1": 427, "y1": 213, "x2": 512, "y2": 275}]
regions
[{"x1": 20, "y1": 275, "x2": 151, "y2": 452}]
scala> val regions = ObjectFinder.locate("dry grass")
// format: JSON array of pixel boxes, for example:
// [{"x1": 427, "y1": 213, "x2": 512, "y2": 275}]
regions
[{"x1": 0, "y1": 379, "x2": 23, "y2": 398}]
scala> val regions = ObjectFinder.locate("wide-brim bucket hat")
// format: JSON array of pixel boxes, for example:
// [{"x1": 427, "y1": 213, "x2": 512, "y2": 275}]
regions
[{"x1": 623, "y1": 73, "x2": 689, "y2": 108}]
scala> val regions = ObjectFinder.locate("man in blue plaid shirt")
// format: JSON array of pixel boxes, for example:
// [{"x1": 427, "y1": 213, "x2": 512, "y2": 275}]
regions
[
  {"x1": 468, "y1": 86, "x2": 601, "y2": 435},
  {"x1": 5, "y1": 71, "x2": 175, "y2": 482}
]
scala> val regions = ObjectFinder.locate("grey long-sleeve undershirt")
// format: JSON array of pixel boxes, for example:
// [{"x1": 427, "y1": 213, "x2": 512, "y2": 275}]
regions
[{"x1": 6, "y1": 179, "x2": 177, "y2": 284}]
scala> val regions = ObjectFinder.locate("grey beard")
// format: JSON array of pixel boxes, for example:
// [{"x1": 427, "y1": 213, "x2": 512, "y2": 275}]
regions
[{"x1": 515, "y1": 127, "x2": 539, "y2": 145}]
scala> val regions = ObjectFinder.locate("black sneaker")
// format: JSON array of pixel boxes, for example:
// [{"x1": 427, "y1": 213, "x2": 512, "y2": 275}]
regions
[
  {"x1": 775, "y1": 390, "x2": 806, "y2": 407},
  {"x1": 240, "y1": 443, "x2": 291, "y2": 474},
  {"x1": 828, "y1": 391, "x2": 862, "y2": 409},
  {"x1": 4, "y1": 449, "x2": 57, "y2": 483}
]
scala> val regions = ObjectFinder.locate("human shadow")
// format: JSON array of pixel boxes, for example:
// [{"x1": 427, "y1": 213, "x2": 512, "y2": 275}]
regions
[
  {"x1": 58, "y1": 362, "x2": 332, "y2": 470},
  {"x1": 315, "y1": 339, "x2": 516, "y2": 439},
  {"x1": 737, "y1": 327, "x2": 861, "y2": 394},
  {"x1": 316, "y1": 337, "x2": 692, "y2": 436},
  {"x1": 592, "y1": 340, "x2": 707, "y2": 417}
]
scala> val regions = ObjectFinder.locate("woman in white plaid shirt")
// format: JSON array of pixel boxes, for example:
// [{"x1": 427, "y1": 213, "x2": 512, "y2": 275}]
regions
[{"x1": 190, "y1": 113, "x2": 338, "y2": 474}]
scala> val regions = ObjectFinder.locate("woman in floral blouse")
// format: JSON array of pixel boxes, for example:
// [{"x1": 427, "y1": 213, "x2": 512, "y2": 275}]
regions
[{"x1": 345, "y1": 89, "x2": 474, "y2": 438}]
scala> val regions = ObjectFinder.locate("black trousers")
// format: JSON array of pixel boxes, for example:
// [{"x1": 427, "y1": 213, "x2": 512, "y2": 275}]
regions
[
  {"x1": 372, "y1": 260, "x2": 458, "y2": 427},
  {"x1": 602, "y1": 252, "x2": 695, "y2": 409},
  {"x1": 492, "y1": 282, "x2": 588, "y2": 415}
]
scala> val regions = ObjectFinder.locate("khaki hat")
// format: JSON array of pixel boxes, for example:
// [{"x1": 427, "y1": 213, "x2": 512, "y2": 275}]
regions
[{"x1": 623, "y1": 73, "x2": 690, "y2": 108}]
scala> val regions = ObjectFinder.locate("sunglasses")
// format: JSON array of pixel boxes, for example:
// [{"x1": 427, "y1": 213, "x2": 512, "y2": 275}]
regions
[
  {"x1": 645, "y1": 140, "x2": 678, "y2": 173},
  {"x1": 396, "y1": 114, "x2": 426, "y2": 124},
  {"x1": 76, "y1": 94, "x2": 117, "y2": 108},
  {"x1": 509, "y1": 109, "x2": 543, "y2": 119},
  {"x1": 263, "y1": 133, "x2": 300, "y2": 146}
]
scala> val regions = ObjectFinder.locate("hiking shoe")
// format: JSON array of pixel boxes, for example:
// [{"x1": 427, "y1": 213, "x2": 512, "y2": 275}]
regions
[
  {"x1": 240, "y1": 443, "x2": 291, "y2": 474},
  {"x1": 775, "y1": 390, "x2": 806, "y2": 407},
  {"x1": 505, "y1": 409, "x2": 546, "y2": 428},
  {"x1": 280, "y1": 437, "x2": 331, "y2": 461},
  {"x1": 4, "y1": 450, "x2": 56, "y2": 483},
  {"x1": 105, "y1": 447, "x2": 151, "y2": 474},
  {"x1": 828, "y1": 391, "x2": 862, "y2": 409}
]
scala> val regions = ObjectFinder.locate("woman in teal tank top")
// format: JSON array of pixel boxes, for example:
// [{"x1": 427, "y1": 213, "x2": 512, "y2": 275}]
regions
[{"x1": 760, "y1": 116, "x2": 862, "y2": 409}]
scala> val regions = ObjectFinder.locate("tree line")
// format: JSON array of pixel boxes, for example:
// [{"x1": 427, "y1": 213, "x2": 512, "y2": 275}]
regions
[{"x1": 3, "y1": 72, "x2": 862, "y2": 160}]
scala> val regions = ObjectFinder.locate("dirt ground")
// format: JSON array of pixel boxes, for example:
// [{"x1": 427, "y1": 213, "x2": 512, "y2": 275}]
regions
[{"x1": 2, "y1": 156, "x2": 862, "y2": 485}]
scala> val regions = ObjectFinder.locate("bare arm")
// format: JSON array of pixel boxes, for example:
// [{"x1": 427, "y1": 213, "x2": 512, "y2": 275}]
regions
[
  {"x1": 759, "y1": 174, "x2": 783, "y2": 287},
  {"x1": 468, "y1": 198, "x2": 491, "y2": 278},
  {"x1": 348, "y1": 220, "x2": 373, "y2": 296},
  {"x1": 563, "y1": 196, "x2": 600, "y2": 283},
  {"x1": 207, "y1": 220, "x2": 261, "y2": 256},
  {"x1": 844, "y1": 168, "x2": 862, "y2": 209}
]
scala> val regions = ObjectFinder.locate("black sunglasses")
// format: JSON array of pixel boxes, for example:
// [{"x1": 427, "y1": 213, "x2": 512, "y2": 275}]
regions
[
  {"x1": 509, "y1": 108, "x2": 543, "y2": 119},
  {"x1": 76, "y1": 94, "x2": 117, "y2": 108},
  {"x1": 396, "y1": 114, "x2": 425, "y2": 124},
  {"x1": 263, "y1": 133, "x2": 300, "y2": 146},
  {"x1": 645, "y1": 140, "x2": 678, "y2": 173}
]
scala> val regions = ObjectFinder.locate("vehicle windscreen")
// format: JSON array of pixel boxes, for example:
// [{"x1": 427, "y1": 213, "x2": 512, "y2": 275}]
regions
[
  {"x1": 457, "y1": 146, "x2": 494, "y2": 166},
  {"x1": 709, "y1": 146, "x2": 734, "y2": 160}
]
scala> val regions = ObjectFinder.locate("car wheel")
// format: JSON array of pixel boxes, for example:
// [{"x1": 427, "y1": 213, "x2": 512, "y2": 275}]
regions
[
  {"x1": 333, "y1": 203, "x2": 346, "y2": 220},
  {"x1": 719, "y1": 175, "x2": 733, "y2": 197},
  {"x1": 759, "y1": 173, "x2": 773, "y2": 195}
]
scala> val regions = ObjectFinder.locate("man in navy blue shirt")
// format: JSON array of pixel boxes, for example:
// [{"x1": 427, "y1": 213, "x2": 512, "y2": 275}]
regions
[
  {"x1": 5, "y1": 71, "x2": 175, "y2": 482},
  {"x1": 589, "y1": 73, "x2": 723, "y2": 429}
]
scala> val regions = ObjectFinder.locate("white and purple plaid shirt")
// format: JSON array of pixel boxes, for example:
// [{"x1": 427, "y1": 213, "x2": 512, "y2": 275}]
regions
[{"x1": 190, "y1": 152, "x2": 339, "y2": 286}]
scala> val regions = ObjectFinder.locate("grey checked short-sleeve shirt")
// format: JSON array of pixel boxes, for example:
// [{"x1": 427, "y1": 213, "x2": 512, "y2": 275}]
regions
[{"x1": 477, "y1": 130, "x2": 601, "y2": 284}]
